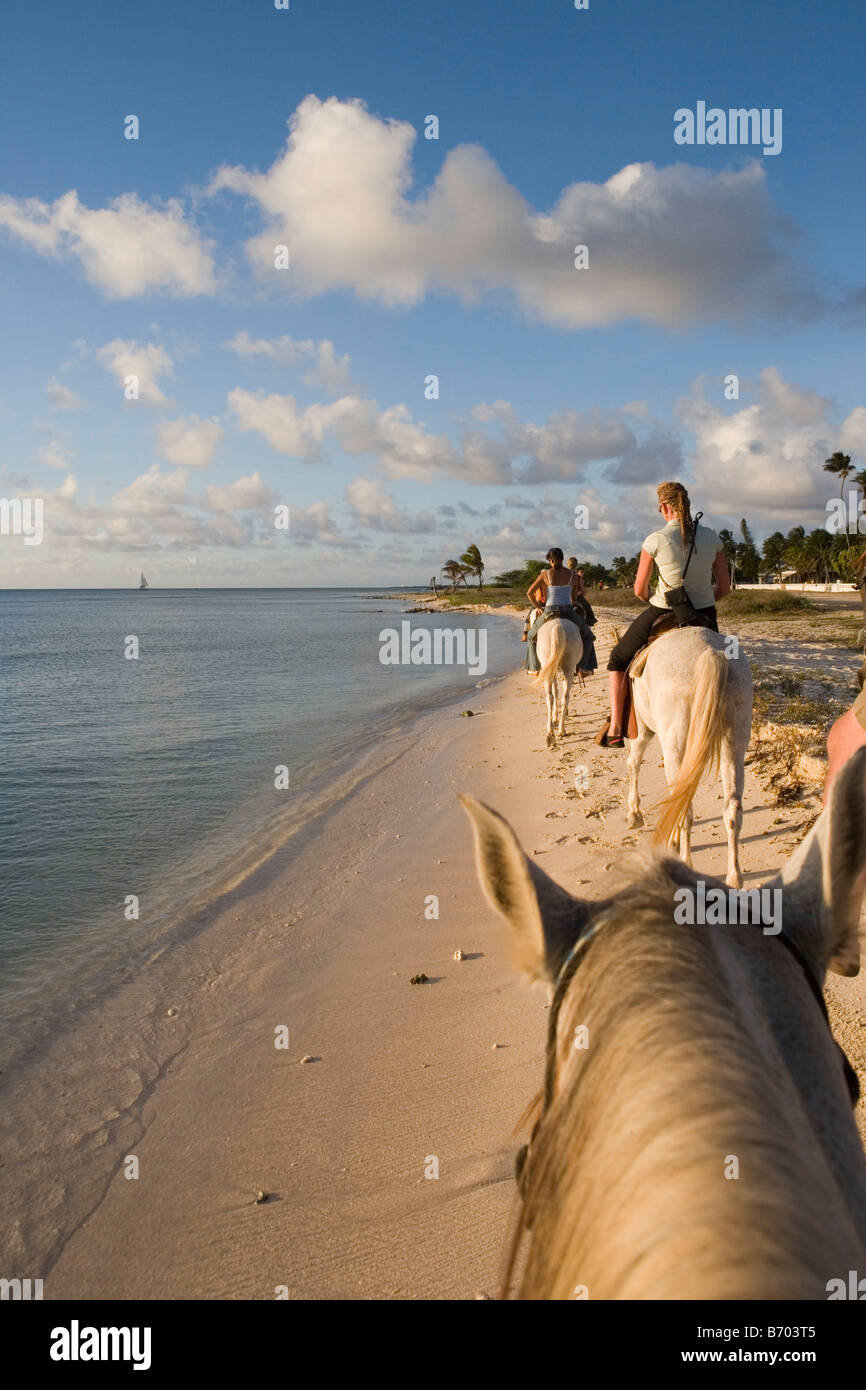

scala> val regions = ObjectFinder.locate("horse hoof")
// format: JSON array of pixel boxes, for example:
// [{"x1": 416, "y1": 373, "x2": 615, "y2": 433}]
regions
[
  {"x1": 627, "y1": 812, "x2": 644, "y2": 829},
  {"x1": 726, "y1": 872, "x2": 743, "y2": 889},
  {"x1": 546, "y1": 733, "x2": 556, "y2": 749}
]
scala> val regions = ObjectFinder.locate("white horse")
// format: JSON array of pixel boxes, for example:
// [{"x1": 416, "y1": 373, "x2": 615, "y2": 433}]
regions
[
  {"x1": 535, "y1": 618, "x2": 583, "y2": 749},
  {"x1": 626, "y1": 626, "x2": 752, "y2": 887}
]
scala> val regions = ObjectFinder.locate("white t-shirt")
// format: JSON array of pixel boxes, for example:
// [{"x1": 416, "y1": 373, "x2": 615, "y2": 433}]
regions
[{"x1": 643, "y1": 520, "x2": 723, "y2": 611}]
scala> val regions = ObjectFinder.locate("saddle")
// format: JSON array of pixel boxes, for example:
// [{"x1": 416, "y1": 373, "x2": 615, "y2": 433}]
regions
[{"x1": 538, "y1": 605, "x2": 580, "y2": 627}]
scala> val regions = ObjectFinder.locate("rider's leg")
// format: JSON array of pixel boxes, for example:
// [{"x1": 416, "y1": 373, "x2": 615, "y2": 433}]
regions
[
  {"x1": 608, "y1": 671, "x2": 628, "y2": 737},
  {"x1": 606, "y1": 606, "x2": 660, "y2": 735},
  {"x1": 574, "y1": 616, "x2": 597, "y2": 673},
  {"x1": 580, "y1": 630, "x2": 597, "y2": 673},
  {"x1": 526, "y1": 613, "x2": 543, "y2": 672}
]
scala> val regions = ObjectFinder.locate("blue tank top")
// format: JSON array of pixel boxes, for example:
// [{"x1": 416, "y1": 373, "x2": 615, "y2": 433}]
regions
[{"x1": 546, "y1": 584, "x2": 573, "y2": 607}]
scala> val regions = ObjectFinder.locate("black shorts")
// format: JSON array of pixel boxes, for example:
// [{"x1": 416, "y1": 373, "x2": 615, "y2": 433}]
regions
[{"x1": 607, "y1": 604, "x2": 719, "y2": 672}]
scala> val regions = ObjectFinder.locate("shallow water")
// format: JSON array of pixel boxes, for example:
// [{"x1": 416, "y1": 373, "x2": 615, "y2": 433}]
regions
[{"x1": 0, "y1": 588, "x2": 516, "y2": 1051}]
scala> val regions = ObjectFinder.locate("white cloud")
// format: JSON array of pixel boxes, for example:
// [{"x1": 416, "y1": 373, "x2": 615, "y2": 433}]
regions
[
  {"x1": 46, "y1": 377, "x2": 84, "y2": 410},
  {"x1": 33, "y1": 439, "x2": 75, "y2": 470},
  {"x1": 97, "y1": 339, "x2": 173, "y2": 406},
  {"x1": 208, "y1": 94, "x2": 814, "y2": 329},
  {"x1": 227, "y1": 385, "x2": 635, "y2": 484},
  {"x1": 476, "y1": 401, "x2": 634, "y2": 483},
  {"x1": 0, "y1": 191, "x2": 216, "y2": 298},
  {"x1": 306, "y1": 340, "x2": 355, "y2": 393},
  {"x1": 470, "y1": 487, "x2": 647, "y2": 568},
  {"x1": 840, "y1": 407, "x2": 866, "y2": 458},
  {"x1": 345, "y1": 476, "x2": 437, "y2": 533},
  {"x1": 157, "y1": 414, "x2": 223, "y2": 468},
  {"x1": 204, "y1": 471, "x2": 276, "y2": 512},
  {"x1": 677, "y1": 368, "x2": 841, "y2": 526},
  {"x1": 228, "y1": 387, "x2": 328, "y2": 458},
  {"x1": 35, "y1": 462, "x2": 291, "y2": 553},
  {"x1": 111, "y1": 465, "x2": 191, "y2": 518},
  {"x1": 607, "y1": 425, "x2": 684, "y2": 484},
  {"x1": 285, "y1": 500, "x2": 344, "y2": 545},
  {"x1": 225, "y1": 330, "x2": 354, "y2": 393}
]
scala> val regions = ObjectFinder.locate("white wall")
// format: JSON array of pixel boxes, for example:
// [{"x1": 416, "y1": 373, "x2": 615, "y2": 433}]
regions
[{"x1": 736, "y1": 582, "x2": 856, "y2": 592}]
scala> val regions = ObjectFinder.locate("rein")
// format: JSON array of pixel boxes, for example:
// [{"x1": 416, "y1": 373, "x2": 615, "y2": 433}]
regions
[{"x1": 515, "y1": 904, "x2": 859, "y2": 1199}]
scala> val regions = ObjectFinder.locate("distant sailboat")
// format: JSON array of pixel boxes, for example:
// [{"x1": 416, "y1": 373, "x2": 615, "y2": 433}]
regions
[{"x1": 139, "y1": 572, "x2": 149, "y2": 590}]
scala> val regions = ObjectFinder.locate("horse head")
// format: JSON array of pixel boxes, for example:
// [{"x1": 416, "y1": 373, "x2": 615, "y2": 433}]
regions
[{"x1": 459, "y1": 751, "x2": 866, "y2": 1297}]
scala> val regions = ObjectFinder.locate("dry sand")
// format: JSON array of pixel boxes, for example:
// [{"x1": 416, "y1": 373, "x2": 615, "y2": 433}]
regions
[{"x1": 4, "y1": 611, "x2": 866, "y2": 1298}]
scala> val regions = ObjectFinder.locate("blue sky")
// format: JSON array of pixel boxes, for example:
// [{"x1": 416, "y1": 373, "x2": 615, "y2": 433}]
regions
[{"x1": 1, "y1": 0, "x2": 865, "y2": 586}]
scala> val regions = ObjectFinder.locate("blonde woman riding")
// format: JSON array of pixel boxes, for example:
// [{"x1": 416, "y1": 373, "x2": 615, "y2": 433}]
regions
[{"x1": 602, "y1": 482, "x2": 730, "y2": 747}]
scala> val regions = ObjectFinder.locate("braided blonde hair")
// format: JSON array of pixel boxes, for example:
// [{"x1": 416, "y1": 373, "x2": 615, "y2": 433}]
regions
[{"x1": 657, "y1": 481, "x2": 695, "y2": 551}]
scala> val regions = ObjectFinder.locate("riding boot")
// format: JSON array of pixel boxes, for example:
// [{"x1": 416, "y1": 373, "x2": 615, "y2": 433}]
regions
[{"x1": 608, "y1": 670, "x2": 628, "y2": 738}]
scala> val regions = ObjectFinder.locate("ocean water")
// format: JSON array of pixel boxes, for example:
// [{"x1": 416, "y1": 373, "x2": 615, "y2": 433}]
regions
[{"x1": 0, "y1": 588, "x2": 517, "y2": 1049}]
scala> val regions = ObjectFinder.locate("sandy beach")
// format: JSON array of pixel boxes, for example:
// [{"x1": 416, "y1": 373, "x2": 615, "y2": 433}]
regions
[{"x1": 3, "y1": 608, "x2": 864, "y2": 1300}]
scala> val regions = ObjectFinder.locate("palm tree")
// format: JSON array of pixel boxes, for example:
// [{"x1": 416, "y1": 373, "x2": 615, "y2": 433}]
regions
[
  {"x1": 784, "y1": 538, "x2": 811, "y2": 582},
  {"x1": 736, "y1": 518, "x2": 760, "y2": 581},
  {"x1": 761, "y1": 531, "x2": 787, "y2": 583},
  {"x1": 805, "y1": 528, "x2": 835, "y2": 584},
  {"x1": 823, "y1": 451, "x2": 854, "y2": 551},
  {"x1": 442, "y1": 560, "x2": 467, "y2": 591},
  {"x1": 610, "y1": 554, "x2": 639, "y2": 587},
  {"x1": 718, "y1": 529, "x2": 738, "y2": 587},
  {"x1": 781, "y1": 526, "x2": 806, "y2": 581},
  {"x1": 459, "y1": 544, "x2": 485, "y2": 590}
]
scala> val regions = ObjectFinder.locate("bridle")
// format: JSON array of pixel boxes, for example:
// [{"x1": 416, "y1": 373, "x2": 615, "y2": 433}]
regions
[
  {"x1": 514, "y1": 920, "x2": 605, "y2": 1199},
  {"x1": 514, "y1": 909, "x2": 859, "y2": 1200}
]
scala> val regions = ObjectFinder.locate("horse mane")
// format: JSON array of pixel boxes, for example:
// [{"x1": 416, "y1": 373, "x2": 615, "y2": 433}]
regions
[{"x1": 501, "y1": 859, "x2": 843, "y2": 1300}]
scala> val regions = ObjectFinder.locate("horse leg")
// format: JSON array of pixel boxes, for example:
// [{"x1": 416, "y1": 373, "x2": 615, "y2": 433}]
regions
[
  {"x1": 720, "y1": 735, "x2": 744, "y2": 889},
  {"x1": 545, "y1": 679, "x2": 556, "y2": 748},
  {"x1": 678, "y1": 802, "x2": 694, "y2": 865},
  {"x1": 626, "y1": 721, "x2": 653, "y2": 828},
  {"x1": 559, "y1": 668, "x2": 572, "y2": 737}
]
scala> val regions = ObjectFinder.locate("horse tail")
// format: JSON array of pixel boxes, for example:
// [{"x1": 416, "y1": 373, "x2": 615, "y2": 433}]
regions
[
  {"x1": 534, "y1": 621, "x2": 572, "y2": 687},
  {"x1": 653, "y1": 645, "x2": 728, "y2": 845}
]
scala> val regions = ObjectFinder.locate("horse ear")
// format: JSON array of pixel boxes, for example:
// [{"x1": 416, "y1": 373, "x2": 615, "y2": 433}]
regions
[
  {"x1": 460, "y1": 795, "x2": 585, "y2": 982},
  {"x1": 776, "y1": 746, "x2": 866, "y2": 977}
]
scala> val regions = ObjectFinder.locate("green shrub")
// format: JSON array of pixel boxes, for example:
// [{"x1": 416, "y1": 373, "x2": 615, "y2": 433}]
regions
[{"x1": 718, "y1": 590, "x2": 815, "y2": 617}]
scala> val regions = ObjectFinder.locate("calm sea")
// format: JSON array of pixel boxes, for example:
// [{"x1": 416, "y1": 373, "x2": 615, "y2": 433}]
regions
[{"x1": 0, "y1": 588, "x2": 516, "y2": 1051}]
